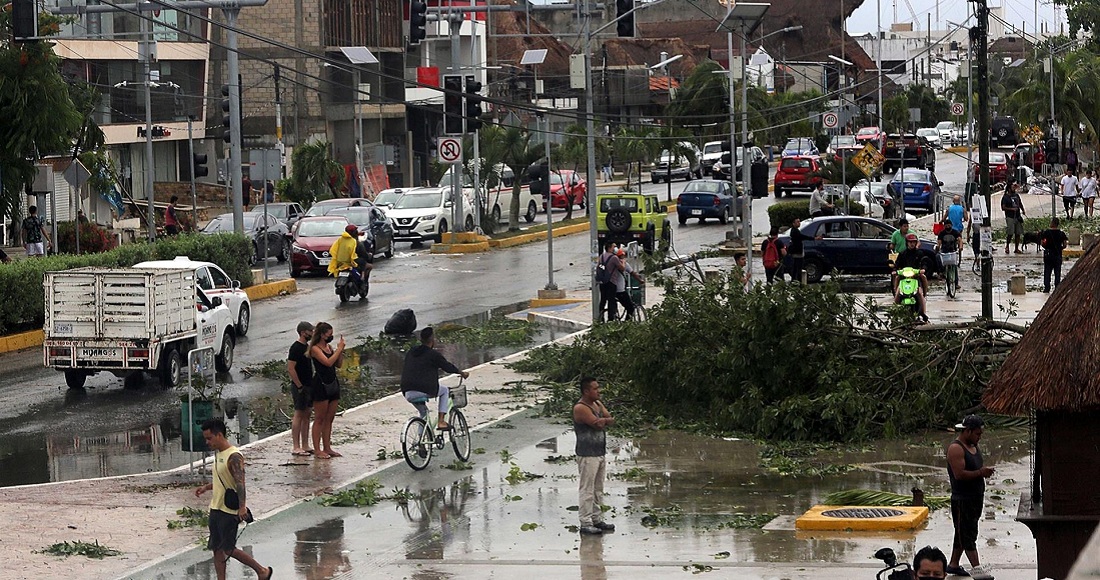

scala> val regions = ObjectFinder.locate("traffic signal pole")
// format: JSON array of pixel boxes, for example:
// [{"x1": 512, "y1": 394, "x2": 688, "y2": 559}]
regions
[
  {"x1": 141, "y1": 14, "x2": 156, "y2": 241},
  {"x1": 224, "y1": 7, "x2": 246, "y2": 234},
  {"x1": 188, "y1": 116, "x2": 198, "y2": 229},
  {"x1": 972, "y1": 0, "x2": 993, "y2": 318}
]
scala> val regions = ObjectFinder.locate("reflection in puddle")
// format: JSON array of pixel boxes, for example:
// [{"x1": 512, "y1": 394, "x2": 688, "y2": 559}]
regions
[{"x1": 294, "y1": 518, "x2": 350, "y2": 580}]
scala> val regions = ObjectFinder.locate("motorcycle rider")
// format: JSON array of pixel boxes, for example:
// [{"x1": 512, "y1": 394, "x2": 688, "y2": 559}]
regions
[
  {"x1": 893, "y1": 233, "x2": 933, "y2": 320},
  {"x1": 327, "y1": 224, "x2": 373, "y2": 296}
]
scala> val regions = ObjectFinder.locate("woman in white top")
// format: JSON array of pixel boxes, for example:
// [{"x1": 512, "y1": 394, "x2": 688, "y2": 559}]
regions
[{"x1": 1080, "y1": 169, "x2": 1097, "y2": 218}]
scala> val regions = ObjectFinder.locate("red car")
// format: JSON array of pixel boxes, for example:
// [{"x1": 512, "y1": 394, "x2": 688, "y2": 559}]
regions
[
  {"x1": 288, "y1": 216, "x2": 352, "y2": 277},
  {"x1": 543, "y1": 169, "x2": 588, "y2": 210},
  {"x1": 855, "y1": 126, "x2": 886, "y2": 147},
  {"x1": 972, "y1": 151, "x2": 1012, "y2": 184},
  {"x1": 773, "y1": 156, "x2": 824, "y2": 198}
]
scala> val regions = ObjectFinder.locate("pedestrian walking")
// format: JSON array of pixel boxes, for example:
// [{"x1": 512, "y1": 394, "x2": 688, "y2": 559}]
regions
[
  {"x1": 287, "y1": 321, "x2": 314, "y2": 456},
  {"x1": 573, "y1": 377, "x2": 615, "y2": 535},
  {"x1": 945, "y1": 195, "x2": 965, "y2": 232},
  {"x1": 1060, "y1": 166, "x2": 1080, "y2": 219},
  {"x1": 946, "y1": 414, "x2": 995, "y2": 578},
  {"x1": 1000, "y1": 183, "x2": 1025, "y2": 254},
  {"x1": 21, "y1": 206, "x2": 50, "y2": 258},
  {"x1": 309, "y1": 322, "x2": 346, "y2": 459},
  {"x1": 1040, "y1": 217, "x2": 1069, "y2": 293},
  {"x1": 1079, "y1": 169, "x2": 1097, "y2": 218},
  {"x1": 760, "y1": 227, "x2": 786, "y2": 285},
  {"x1": 194, "y1": 418, "x2": 273, "y2": 580},
  {"x1": 165, "y1": 195, "x2": 181, "y2": 235},
  {"x1": 264, "y1": 180, "x2": 276, "y2": 203}
]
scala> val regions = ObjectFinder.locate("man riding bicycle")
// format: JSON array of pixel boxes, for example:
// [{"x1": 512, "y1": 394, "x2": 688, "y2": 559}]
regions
[
  {"x1": 936, "y1": 217, "x2": 961, "y2": 259},
  {"x1": 893, "y1": 233, "x2": 933, "y2": 320},
  {"x1": 400, "y1": 327, "x2": 469, "y2": 431}
]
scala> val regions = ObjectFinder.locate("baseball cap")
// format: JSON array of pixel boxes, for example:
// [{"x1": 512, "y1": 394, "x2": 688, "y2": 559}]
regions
[
  {"x1": 905, "y1": 233, "x2": 918, "y2": 242},
  {"x1": 345, "y1": 224, "x2": 358, "y2": 234},
  {"x1": 955, "y1": 414, "x2": 985, "y2": 430},
  {"x1": 296, "y1": 321, "x2": 314, "y2": 334}
]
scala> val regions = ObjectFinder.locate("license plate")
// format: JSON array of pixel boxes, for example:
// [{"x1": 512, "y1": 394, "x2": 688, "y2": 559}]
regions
[
  {"x1": 792, "y1": 180, "x2": 801, "y2": 184},
  {"x1": 80, "y1": 347, "x2": 120, "y2": 360},
  {"x1": 55, "y1": 323, "x2": 73, "y2": 335},
  {"x1": 318, "y1": 258, "x2": 330, "y2": 266},
  {"x1": 337, "y1": 270, "x2": 349, "y2": 277},
  {"x1": 398, "y1": 229, "x2": 410, "y2": 235},
  {"x1": 691, "y1": 209, "x2": 702, "y2": 215}
]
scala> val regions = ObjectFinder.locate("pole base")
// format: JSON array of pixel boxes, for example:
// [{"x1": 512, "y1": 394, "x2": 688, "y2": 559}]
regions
[{"x1": 538, "y1": 288, "x2": 565, "y2": 299}]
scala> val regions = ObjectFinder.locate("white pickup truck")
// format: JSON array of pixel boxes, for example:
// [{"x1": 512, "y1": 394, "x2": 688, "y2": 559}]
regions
[{"x1": 43, "y1": 267, "x2": 236, "y2": 390}]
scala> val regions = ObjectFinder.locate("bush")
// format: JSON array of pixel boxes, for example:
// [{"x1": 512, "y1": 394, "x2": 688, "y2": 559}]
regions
[
  {"x1": 768, "y1": 200, "x2": 811, "y2": 230},
  {"x1": 56, "y1": 221, "x2": 117, "y2": 255},
  {"x1": 0, "y1": 233, "x2": 252, "y2": 334}
]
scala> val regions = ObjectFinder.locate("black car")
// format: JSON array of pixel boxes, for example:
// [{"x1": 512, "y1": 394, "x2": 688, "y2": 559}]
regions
[
  {"x1": 991, "y1": 117, "x2": 1018, "y2": 148},
  {"x1": 202, "y1": 212, "x2": 291, "y2": 265},
  {"x1": 327, "y1": 206, "x2": 395, "y2": 259},
  {"x1": 257, "y1": 202, "x2": 305, "y2": 229},
  {"x1": 777, "y1": 216, "x2": 939, "y2": 283}
]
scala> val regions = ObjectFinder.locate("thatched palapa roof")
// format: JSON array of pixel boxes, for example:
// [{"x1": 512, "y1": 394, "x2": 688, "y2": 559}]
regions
[{"x1": 984, "y1": 243, "x2": 1100, "y2": 415}]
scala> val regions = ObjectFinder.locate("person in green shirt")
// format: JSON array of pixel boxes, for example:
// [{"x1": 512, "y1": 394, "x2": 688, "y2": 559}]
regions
[{"x1": 889, "y1": 219, "x2": 910, "y2": 253}]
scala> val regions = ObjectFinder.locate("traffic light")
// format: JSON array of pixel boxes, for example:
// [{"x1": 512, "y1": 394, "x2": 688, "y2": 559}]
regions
[
  {"x1": 221, "y1": 85, "x2": 233, "y2": 143},
  {"x1": 193, "y1": 154, "x2": 209, "y2": 178},
  {"x1": 465, "y1": 76, "x2": 483, "y2": 133},
  {"x1": 442, "y1": 74, "x2": 464, "y2": 135},
  {"x1": 616, "y1": 0, "x2": 634, "y2": 37},
  {"x1": 527, "y1": 160, "x2": 548, "y2": 197},
  {"x1": 11, "y1": 0, "x2": 37, "y2": 41},
  {"x1": 408, "y1": 0, "x2": 427, "y2": 49}
]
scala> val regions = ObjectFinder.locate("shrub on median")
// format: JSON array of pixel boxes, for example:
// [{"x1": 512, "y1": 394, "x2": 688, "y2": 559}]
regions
[{"x1": 767, "y1": 199, "x2": 865, "y2": 231}]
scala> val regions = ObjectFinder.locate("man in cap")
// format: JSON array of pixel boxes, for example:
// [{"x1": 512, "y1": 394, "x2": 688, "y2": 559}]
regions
[
  {"x1": 287, "y1": 321, "x2": 314, "y2": 456},
  {"x1": 946, "y1": 415, "x2": 995, "y2": 578},
  {"x1": 892, "y1": 233, "x2": 932, "y2": 320}
]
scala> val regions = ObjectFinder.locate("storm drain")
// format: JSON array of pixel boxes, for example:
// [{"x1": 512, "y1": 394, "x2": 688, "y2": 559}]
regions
[
  {"x1": 795, "y1": 505, "x2": 928, "y2": 531},
  {"x1": 820, "y1": 507, "x2": 905, "y2": 519}
]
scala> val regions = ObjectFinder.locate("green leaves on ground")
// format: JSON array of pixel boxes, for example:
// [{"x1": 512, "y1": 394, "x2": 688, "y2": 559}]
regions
[
  {"x1": 167, "y1": 507, "x2": 208, "y2": 529},
  {"x1": 823, "y1": 489, "x2": 950, "y2": 511},
  {"x1": 434, "y1": 316, "x2": 538, "y2": 347},
  {"x1": 320, "y1": 478, "x2": 387, "y2": 507},
  {"x1": 759, "y1": 443, "x2": 855, "y2": 477},
  {"x1": 35, "y1": 540, "x2": 121, "y2": 559}
]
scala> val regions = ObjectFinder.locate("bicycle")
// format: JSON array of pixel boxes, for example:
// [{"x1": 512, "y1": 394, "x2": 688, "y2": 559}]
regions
[
  {"x1": 598, "y1": 279, "x2": 646, "y2": 322},
  {"x1": 940, "y1": 250, "x2": 959, "y2": 297},
  {"x1": 401, "y1": 378, "x2": 471, "y2": 471}
]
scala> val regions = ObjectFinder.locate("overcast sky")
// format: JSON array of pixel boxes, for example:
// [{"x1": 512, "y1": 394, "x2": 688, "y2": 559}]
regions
[{"x1": 845, "y1": 0, "x2": 1064, "y2": 36}]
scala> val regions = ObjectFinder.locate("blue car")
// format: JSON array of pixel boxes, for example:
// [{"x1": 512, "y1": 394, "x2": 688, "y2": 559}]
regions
[
  {"x1": 677, "y1": 179, "x2": 741, "y2": 225},
  {"x1": 782, "y1": 137, "x2": 819, "y2": 158},
  {"x1": 777, "y1": 216, "x2": 940, "y2": 283},
  {"x1": 890, "y1": 168, "x2": 944, "y2": 213}
]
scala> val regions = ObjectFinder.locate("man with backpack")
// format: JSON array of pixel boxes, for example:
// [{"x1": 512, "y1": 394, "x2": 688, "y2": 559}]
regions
[
  {"x1": 760, "y1": 227, "x2": 786, "y2": 285},
  {"x1": 596, "y1": 241, "x2": 623, "y2": 321}
]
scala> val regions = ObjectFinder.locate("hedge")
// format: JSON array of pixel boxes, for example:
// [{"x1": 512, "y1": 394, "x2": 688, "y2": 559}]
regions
[
  {"x1": 0, "y1": 233, "x2": 253, "y2": 334},
  {"x1": 767, "y1": 199, "x2": 865, "y2": 231}
]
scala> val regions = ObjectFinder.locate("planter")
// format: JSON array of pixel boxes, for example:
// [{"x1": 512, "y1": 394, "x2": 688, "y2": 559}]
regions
[{"x1": 1069, "y1": 227, "x2": 1082, "y2": 246}]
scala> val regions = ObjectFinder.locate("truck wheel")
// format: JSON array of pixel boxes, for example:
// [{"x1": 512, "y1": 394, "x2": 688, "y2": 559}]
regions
[
  {"x1": 643, "y1": 227, "x2": 656, "y2": 253},
  {"x1": 65, "y1": 370, "x2": 88, "y2": 390},
  {"x1": 159, "y1": 348, "x2": 182, "y2": 389},
  {"x1": 236, "y1": 304, "x2": 250, "y2": 337},
  {"x1": 660, "y1": 224, "x2": 672, "y2": 252},
  {"x1": 215, "y1": 332, "x2": 235, "y2": 372}
]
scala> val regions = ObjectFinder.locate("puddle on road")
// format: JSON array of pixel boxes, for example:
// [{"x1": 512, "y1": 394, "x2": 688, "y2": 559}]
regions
[{"x1": 0, "y1": 303, "x2": 575, "y2": 487}]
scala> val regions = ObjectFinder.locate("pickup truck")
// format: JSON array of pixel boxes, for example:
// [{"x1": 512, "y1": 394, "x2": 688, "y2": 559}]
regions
[
  {"x1": 881, "y1": 133, "x2": 935, "y2": 174},
  {"x1": 43, "y1": 267, "x2": 236, "y2": 390}
]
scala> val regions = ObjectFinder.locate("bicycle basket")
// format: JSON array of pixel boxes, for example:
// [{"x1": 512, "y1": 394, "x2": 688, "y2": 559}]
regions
[
  {"x1": 940, "y1": 252, "x2": 959, "y2": 267},
  {"x1": 451, "y1": 384, "x2": 468, "y2": 408}
]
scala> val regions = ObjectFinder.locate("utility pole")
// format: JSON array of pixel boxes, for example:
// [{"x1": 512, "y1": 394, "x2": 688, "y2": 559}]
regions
[
  {"x1": 274, "y1": 64, "x2": 284, "y2": 178},
  {"x1": 141, "y1": 15, "x2": 156, "y2": 242},
  {"x1": 223, "y1": 7, "x2": 246, "y2": 234},
  {"x1": 972, "y1": 0, "x2": 993, "y2": 319},
  {"x1": 449, "y1": 9, "x2": 465, "y2": 233},
  {"x1": 584, "y1": 0, "x2": 599, "y2": 320}
]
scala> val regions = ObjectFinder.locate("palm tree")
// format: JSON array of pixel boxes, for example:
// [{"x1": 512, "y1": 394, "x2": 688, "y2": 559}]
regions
[
  {"x1": 480, "y1": 125, "x2": 542, "y2": 230},
  {"x1": 613, "y1": 126, "x2": 656, "y2": 191},
  {"x1": 286, "y1": 141, "x2": 344, "y2": 208},
  {"x1": 667, "y1": 60, "x2": 730, "y2": 138},
  {"x1": 1006, "y1": 50, "x2": 1100, "y2": 148}
]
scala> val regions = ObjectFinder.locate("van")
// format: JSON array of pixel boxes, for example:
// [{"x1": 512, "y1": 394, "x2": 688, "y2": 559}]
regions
[
  {"x1": 701, "y1": 141, "x2": 725, "y2": 175},
  {"x1": 482, "y1": 164, "x2": 539, "y2": 225}
]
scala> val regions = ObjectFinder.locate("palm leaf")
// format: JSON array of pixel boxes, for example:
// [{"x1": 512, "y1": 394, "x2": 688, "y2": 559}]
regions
[{"x1": 822, "y1": 489, "x2": 950, "y2": 511}]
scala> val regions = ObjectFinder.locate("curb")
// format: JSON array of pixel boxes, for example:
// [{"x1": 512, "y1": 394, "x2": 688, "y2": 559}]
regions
[
  {"x1": 429, "y1": 240, "x2": 492, "y2": 253},
  {"x1": 0, "y1": 279, "x2": 299, "y2": 356},
  {"x1": 488, "y1": 222, "x2": 589, "y2": 249},
  {"x1": 528, "y1": 297, "x2": 588, "y2": 308}
]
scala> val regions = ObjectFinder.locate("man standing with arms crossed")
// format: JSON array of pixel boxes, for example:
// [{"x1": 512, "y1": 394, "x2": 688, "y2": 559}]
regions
[
  {"x1": 946, "y1": 415, "x2": 994, "y2": 578},
  {"x1": 287, "y1": 321, "x2": 314, "y2": 456},
  {"x1": 574, "y1": 377, "x2": 615, "y2": 535}
]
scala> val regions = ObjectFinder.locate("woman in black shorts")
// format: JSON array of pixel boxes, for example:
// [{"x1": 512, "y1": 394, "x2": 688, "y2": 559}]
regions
[{"x1": 309, "y1": 322, "x2": 345, "y2": 459}]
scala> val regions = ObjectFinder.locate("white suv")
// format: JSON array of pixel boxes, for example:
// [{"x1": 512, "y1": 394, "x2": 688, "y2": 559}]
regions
[
  {"x1": 387, "y1": 187, "x2": 477, "y2": 243},
  {"x1": 701, "y1": 141, "x2": 724, "y2": 175},
  {"x1": 134, "y1": 256, "x2": 253, "y2": 337}
]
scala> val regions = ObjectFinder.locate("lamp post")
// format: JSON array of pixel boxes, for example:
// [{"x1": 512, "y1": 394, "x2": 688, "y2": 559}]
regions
[{"x1": 829, "y1": 54, "x2": 853, "y2": 214}]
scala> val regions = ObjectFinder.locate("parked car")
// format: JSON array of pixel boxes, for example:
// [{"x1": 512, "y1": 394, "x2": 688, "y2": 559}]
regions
[
  {"x1": 851, "y1": 179, "x2": 901, "y2": 219},
  {"x1": 372, "y1": 188, "x2": 407, "y2": 209},
  {"x1": 916, "y1": 128, "x2": 943, "y2": 149},
  {"x1": 773, "y1": 155, "x2": 824, "y2": 198},
  {"x1": 781, "y1": 137, "x2": 818, "y2": 157},
  {"x1": 545, "y1": 169, "x2": 588, "y2": 210},
  {"x1": 387, "y1": 186, "x2": 477, "y2": 244},
  {"x1": 288, "y1": 216, "x2": 351, "y2": 278},
  {"x1": 777, "y1": 215, "x2": 940, "y2": 283},
  {"x1": 201, "y1": 212, "x2": 290, "y2": 265},
  {"x1": 256, "y1": 202, "x2": 305, "y2": 229},
  {"x1": 484, "y1": 164, "x2": 539, "y2": 224},
  {"x1": 935, "y1": 121, "x2": 957, "y2": 144},
  {"x1": 303, "y1": 197, "x2": 372, "y2": 217},
  {"x1": 134, "y1": 256, "x2": 253, "y2": 337},
  {"x1": 827, "y1": 135, "x2": 857, "y2": 155},
  {"x1": 882, "y1": 133, "x2": 936, "y2": 173},
  {"x1": 890, "y1": 168, "x2": 944, "y2": 213},
  {"x1": 651, "y1": 141, "x2": 702, "y2": 183},
  {"x1": 971, "y1": 151, "x2": 1013, "y2": 184},
  {"x1": 701, "y1": 140, "x2": 725, "y2": 175},
  {"x1": 991, "y1": 116, "x2": 1018, "y2": 148},
  {"x1": 714, "y1": 145, "x2": 768, "y2": 182},
  {"x1": 327, "y1": 206, "x2": 395, "y2": 260},
  {"x1": 676, "y1": 179, "x2": 741, "y2": 225},
  {"x1": 855, "y1": 126, "x2": 886, "y2": 148},
  {"x1": 596, "y1": 192, "x2": 671, "y2": 253},
  {"x1": 1011, "y1": 142, "x2": 1046, "y2": 173}
]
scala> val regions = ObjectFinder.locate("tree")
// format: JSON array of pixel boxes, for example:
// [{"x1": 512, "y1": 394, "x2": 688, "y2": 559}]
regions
[
  {"x1": 883, "y1": 95, "x2": 909, "y2": 132},
  {"x1": 667, "y1": 60, "x2": 730, "y2": 138},
  {"x1": 1005, "y1": 50, "x2": 1100, "y2": 148},
  {"x1": 613, "y1": 126, "x2": 657, "y2": 191},
  {"x1": 479, "y1": 125, "x2": 541, "y2": 230},
  {"x1": 0, "y1": 10, "x2": 87, "y2": 228},
  {"x1": 285, "y1": 141, "x2": 343, "y2": 208},
  {"x1": 1054, "y1": 0, "x2": 1100, "y2": 52}
]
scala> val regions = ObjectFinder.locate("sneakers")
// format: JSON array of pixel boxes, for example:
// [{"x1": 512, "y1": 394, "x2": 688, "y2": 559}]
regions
[
  {"x1": 945, "y1": 565, "x2": 970, "y2": 577},
  {"x1": 969, "y1": 565, "x2": 994, "y2": 580},
  {"x1": 578, "y1": 525, "x2": 603, "y2": 535},
  {"x1": 594, "y1": 521, "x2": 615, "y2": 531}
]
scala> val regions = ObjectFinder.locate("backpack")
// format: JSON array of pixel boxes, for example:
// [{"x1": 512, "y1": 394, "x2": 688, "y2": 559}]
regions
[
  {"x1": 595, "y1": 254, "x2": 614, "y2": 284},
  {"x1": 940, "y1": 230, "x2": 958, "y2": 253},
  {"x1": 762, "y1": 239, "x2": 780, "y2": 270}
]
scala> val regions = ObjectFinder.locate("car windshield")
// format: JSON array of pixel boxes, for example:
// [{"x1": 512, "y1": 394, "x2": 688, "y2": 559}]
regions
[
  {"x1": 989, "y1": 152, "x2": 1008, "y2": 164},
  {"x1": 204, "y1": 215, "x2": 257, "y2": 232},
  {"x1": 437, "y1": 172, "x2": 472, "y2": 188},
  {"x1": 831, "y1": 136, "x2": 856, "y2": 147},
  {"x1": 781, "y1": 158, "x2": 812, "y2": 169},
  {"x1": 684, "y1": 181, "x2": 723, "y2": 193},
  {"x1": 374, "y1": 192, "x2": 402, "y2": 206},
  {"x1": 895, "y1": 169, "x2": 929, "y2": 182},
  {"x1": 917, "y1": 129, "x2": 937, "y2": 137},
  {"x1": 328, "y1": 208, "x2": 372, "y2": 226},
  {"x1": 784, "y1": 139, "x2": 809, "y2": 150},
  {"x1": 857, "y1": 127, "x2": 879, "y2": 136},
  {"x1": 550, "y1": 173, "x2": 566, "y2": 185},
  {"x1": 297, "y1": 220, "x2": 348, "y2": 237},
  {"x1": 305, "y1": 202, "x2": 348, "y2": 216},
  {"x1": 394, "y1": 192, "x2": 442, "y2": 209},
  {"x1": 262, "y1": 205, "x2": 287, "y2": 218},
  {"x1": 703, "y1": 143, "x2": 722, "y2": 154},
  {"x1": 936, "y1": 122, "x2": 954, "y2": 130},
  {"x1": 600, "y1": 198, "x2": 639, "y2": 212}
]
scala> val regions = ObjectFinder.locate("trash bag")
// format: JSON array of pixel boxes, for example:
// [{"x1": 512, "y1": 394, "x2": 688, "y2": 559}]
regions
[{"x1": 384, "y1": 309, "x2": 417, "y2": 335}]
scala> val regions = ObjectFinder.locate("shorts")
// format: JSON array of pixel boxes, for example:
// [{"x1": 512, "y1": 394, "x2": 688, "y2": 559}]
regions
[
  {"x1": 951, "y1": 496, "x2": 983, "y2": 552},
  {"x1": 24, "y1": 242, "x2": 44, "y2": 256},
  {"x1": 291, "y1": 383, "x2": 312, "y2": 410},
  {"x1": 310, "y1": 375, "x2": 340, "y2": 402},
  {"x1": 1004, "y1": 216, "x2": 1023, "y2": 238},
  {"x1": 971, "y1": 233, "x2": 981, "y2": 256},
  {"x1": 207, "y1": 509, "x2": 241, "y2": 552}
]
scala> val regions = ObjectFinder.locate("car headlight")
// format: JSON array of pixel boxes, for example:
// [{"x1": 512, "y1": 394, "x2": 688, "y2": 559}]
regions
[{"x1": 292, "y1": 243, "x2": 309, "y2": 254}]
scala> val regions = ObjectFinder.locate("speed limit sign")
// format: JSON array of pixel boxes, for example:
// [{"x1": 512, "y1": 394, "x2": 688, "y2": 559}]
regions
[
  {"x1": 822, "y1": 111, "x2": 839, "y2": 129},
  {"x1": 951, "y1": 102, "x2": 964, "y2": 116}
]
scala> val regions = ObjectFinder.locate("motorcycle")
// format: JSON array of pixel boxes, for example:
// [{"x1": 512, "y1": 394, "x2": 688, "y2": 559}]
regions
[
  {"x1": 333, "y1": 264, "x2": 369, "y2": 302},
  {"x1": 873, "y1": 547, "x2": 912, "y2": 580}
]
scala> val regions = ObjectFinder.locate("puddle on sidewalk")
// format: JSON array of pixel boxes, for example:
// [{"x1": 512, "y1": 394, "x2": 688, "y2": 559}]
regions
[{"x1": 0, "y1": 303, "x2": 574, "y2": 487}]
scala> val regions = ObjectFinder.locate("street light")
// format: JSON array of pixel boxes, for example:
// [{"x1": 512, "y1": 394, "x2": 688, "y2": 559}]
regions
[
  {"x1": 829, "y1": 54, "x2": 853, "y2": 213},
  {"x1": 651, "y1": 52, "x2": 683, "y2": 202}
]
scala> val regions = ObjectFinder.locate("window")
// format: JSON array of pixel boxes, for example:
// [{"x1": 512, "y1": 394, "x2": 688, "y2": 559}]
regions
[
  {"x1": 858, "y1": 221, "x2": 892, "y2": 239},
  {"x1": 781, "y1": 158, "x2": 812, "y2": 170},
  {"x1": 195, "y1": 267, "x2": 214, "y2": 291},
  {"x1": 600, "y1": 198, "x2": 639, "y2": 212},
  {"x1": 209, "y1": 267, "x2": 231, "y2": 289},
  {"x1": 645, "y1": 198, "x2": 653, "y2": 213},
  {"x1": 822, "y1": 221, "x2": 852, "y2": 239}
]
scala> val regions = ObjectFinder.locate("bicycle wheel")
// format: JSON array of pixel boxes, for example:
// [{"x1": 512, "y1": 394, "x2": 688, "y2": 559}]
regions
[
  {"x1": 402, "y1": 417, "x2": 433, "y2": 471},
  {"x1": 631, "y1": 305, "x2": 646, "y2": 322},
  {"x1": 450, "y1": 410, "x2": 471, "y2": 462},
  {"x1": 946, "y1": 264, "x2": 957, "y2": 297}
]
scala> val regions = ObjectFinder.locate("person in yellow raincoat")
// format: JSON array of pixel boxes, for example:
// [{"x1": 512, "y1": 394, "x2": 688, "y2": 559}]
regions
[{"x1": 327, "y1": 224, "x2": 359, "y2": 276}]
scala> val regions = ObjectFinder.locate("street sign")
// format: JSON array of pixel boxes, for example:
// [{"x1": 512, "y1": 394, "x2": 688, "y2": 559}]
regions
[
  {"x1": 851, "y1": 143, "x2": 885, "y2": 178},
  {"x1": 248, "y1": 148, "x2": 281, "y2": 182},
  {"x1": 951, "y1": 102, "x2": 964, "y2": 116},
  {"x1": 438, "y1": 137, "x2": 462, "y2": 164},
  {"x1": 822, "y1": 111, "x2": 839, "y2": 129}
]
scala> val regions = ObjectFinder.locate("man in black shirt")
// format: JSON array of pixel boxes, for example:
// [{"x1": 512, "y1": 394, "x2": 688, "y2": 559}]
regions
[
  {"x1": 1040, "y1": 217, "x2": 1069, "y2": 293},
  {"x1": 1000, "y1": 182, "x2": 1025, "y2": 254},
  {"x1": 946, "y1": 415, "x2": 995, "y2": 577},
  {"x1": 893, "y1": 234, "x2": 933, "y2": 319},
  {"x1": 400, "y1": 327, "x2": 469, "y2": 430},
  {"x1": 785, "y1": 218, "x2": 818, "y2": 284},
  {"x1": 287, "y1": 321, "x2": 314, "y2": 456}
]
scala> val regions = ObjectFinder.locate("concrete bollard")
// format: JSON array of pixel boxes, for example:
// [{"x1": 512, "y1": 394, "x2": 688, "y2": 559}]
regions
[
  {"x1": 1068, "y1": 227, "x2": 1082, "y2": 246},
  {"x1": 1009, "y1": 273, "x2": 1027, "y2": 295},
  {"x1": 1083, "y1": 232, "x2": 1098, "y2": 251}
]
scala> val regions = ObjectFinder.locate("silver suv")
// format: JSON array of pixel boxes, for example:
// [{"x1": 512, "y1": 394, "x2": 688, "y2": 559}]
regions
[{"x1": 651, "y1": 141, "x2": 702, "y2": 183}]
